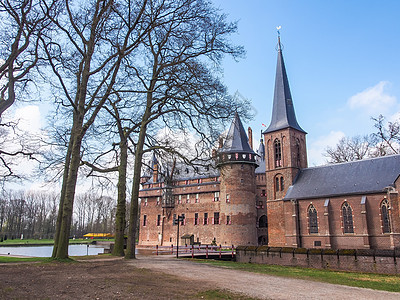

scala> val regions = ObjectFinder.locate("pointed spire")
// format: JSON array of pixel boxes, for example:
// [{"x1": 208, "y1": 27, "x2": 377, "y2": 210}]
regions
[
  {"x1": 263, "y1": 35, "x2": 306, "y2": 134},
  {"x1": 220, "y1": 112, "x2": 256, "y2": 155},
  {"x1": 255, "y1": 138, "x2": 266, "y2": 174}
]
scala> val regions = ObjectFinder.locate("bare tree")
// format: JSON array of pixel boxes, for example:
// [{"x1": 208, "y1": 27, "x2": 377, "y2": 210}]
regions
[
  {"x1": 372, "y1": 114, "x2": 399, "y2": 155},
  {"x1": 0, "y1": 0, "x2": 51, "y2": 115},
  {"x1": 324, "y1": 115, "x2": 400, "y2": 163},
  {"x1": 0, "y1": 119, "x2": 40, "y2": 186},
  {"x1": 120, "y1": 0, "x2": 247, "y2": 259},
  {"x1": 39, "y1": 0, "x2": 150, "y2": 259},
  {"x1": 324, "y1": 135, "x2": 375, "y2": 163}
]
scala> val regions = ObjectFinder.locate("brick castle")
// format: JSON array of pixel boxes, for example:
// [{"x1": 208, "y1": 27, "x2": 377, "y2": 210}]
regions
[{"x1": 138, "y1": 37, "x2": 400, "y2": 250}]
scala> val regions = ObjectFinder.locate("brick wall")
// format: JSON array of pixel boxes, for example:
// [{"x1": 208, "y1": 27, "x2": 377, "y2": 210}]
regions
[{"x1": 236, "y1": 246, "x2": 400, "y2": 275}]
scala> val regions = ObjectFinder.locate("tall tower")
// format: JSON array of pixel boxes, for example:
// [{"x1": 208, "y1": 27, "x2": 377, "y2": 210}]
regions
[
  {"x1": 263, "y1": 36, "x2": 307, "y2": 246},
  {"x1": 217, "y1": 112, "x2": 258, "y2": 245}
]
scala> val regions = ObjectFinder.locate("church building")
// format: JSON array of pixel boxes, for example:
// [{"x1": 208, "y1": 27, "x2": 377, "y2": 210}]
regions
[{"x1": 138, "y1": 37, "x2": 400, "y2": 250}]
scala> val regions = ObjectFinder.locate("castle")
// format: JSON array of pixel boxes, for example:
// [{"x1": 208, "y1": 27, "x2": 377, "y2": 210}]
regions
[{"x1": 138, "y1": 37, "x2": 400, "y2": 250}]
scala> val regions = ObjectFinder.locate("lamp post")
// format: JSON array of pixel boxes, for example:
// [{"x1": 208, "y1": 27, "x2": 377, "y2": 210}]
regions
[{"x1": 174, "y1": 214, "x2": 185, "y2": 258}]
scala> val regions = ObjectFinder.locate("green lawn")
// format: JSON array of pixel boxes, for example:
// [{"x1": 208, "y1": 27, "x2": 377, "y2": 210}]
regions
[
  {"x1": 188, "y1": 259, "x2": 400, "y2": 293},
  {"x1": 0, "y1": 256, "x2": 51, "y2": 263}
]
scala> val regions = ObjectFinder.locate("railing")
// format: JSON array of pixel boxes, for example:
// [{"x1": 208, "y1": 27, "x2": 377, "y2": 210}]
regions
[{"x1": 154, "y1": 244, "x2": 235, "y2": 259}]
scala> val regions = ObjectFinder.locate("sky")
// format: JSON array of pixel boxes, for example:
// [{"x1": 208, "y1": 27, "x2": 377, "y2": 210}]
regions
[
  {"x1": 213, "y1": 0, "x2": 400, "y2": 165},
  {"x1": 4, "y1": 0, "x2": 400, "y2": 192}
]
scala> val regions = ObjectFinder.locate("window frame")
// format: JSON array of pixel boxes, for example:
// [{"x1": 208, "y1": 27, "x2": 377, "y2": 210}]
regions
[
  {"x1": 274, "y1": 139, "x2": 282, "y2": 167},
  {"x1": 381, "y1": 199, "x2": 391, "y2": 234},
  {"x1": 308, "y1": 204, "x2": 318, "y2": 234},
  {"x1": 342, "y1": 202, "x2": 354, "y2": 234}
]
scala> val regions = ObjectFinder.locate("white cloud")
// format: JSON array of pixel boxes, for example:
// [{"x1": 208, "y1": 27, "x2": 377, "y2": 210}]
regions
[
  {"x1": 14, "y1": 105, "x2": 42, "y2": 133},
  {"x1": 308, "y1": 131, "x2": 345, "y2": 166},
  {"x1": 389, "y1": 110, "x2": 400, "y2": 123},
  {"x1": 347, "y1": 81, "x2": 396, "y2": 114}
]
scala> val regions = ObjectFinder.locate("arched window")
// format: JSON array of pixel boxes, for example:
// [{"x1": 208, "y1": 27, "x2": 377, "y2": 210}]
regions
[
  {"x1": 308, "y1": 204, "x2": 318, "y2": 234},
  {"x1": 259, "y1": 215, "x2": 267, "y2": 228},
  {"x1": 381, "y1": 199, "x2": 391, "y2": 233},
  {"x1": 342, "y1": 202, "x2": 354, "y2": 233},
  {"x1": 275, "y1": 176, "x2": 280, "y2": 191},
  {"x1": 295, "y1": 138, "x2": 301, "y2": 167},
  {"x1": 280, "y1": 176, "x2": 284, "y2": 191},
  {"x1": 274, "y1": 139, "x2": 282, "y2": 167}
]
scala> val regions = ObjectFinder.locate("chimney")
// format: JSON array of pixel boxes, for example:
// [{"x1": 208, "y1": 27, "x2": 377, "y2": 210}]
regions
[
  {"x1": 248, "y1": 127, "x2": 253, "y2": 150},
  {"x1": 153, "y1": 163, "x2": 158, "y2": 183}
]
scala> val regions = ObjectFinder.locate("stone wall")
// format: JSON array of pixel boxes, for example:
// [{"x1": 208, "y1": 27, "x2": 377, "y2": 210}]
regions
[{"x1": 236, "y1": 246, "x2": 400, "y2": 275}]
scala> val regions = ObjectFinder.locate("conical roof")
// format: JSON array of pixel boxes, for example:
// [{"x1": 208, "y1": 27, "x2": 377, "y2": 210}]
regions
[
  {"x1": 219, "y1": 112, "x2": 256, "y2": 155},
  {"x1": 255, "y1": 139, "x2": 266, "y2": 174},
  {"x1": 264, "y1": 37, "x2": 306, "y2": 134}
]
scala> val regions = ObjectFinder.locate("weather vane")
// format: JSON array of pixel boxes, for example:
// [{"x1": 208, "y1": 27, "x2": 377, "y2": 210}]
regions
[{"x1": 276, "y1": 26, "x2": 281, "y2": 36}]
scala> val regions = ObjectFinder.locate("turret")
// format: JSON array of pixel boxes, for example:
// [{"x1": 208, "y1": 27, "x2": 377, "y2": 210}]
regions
[{"x1": 217, "y1": 112, "x2": 258, "y2": 246}]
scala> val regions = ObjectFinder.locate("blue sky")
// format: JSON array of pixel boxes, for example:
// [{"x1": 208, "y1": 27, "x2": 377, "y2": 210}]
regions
[
  {"x1": 213, "y1": 0, "x2": 400, "y2": 165},
  {"x1": 5, "y1": 0, "x2": 400, "y2": 192}
]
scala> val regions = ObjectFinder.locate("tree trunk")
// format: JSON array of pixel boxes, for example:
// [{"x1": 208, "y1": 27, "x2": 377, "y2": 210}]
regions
[
  {"x1": 125, "y1": 143, "x2": 144, "y2": 259},
  {"x1": 54, "y1": 127, "x2": 83, "y2": 259},
  {"x1": 125, "y1": 83, "x2": 155, "y2": 259},
  {"x1": 112, "y1": 136, "x2": 128, "y2": 256},
  {"x1": 52, "y1": 138, "x2": 73, "y2": 258}
]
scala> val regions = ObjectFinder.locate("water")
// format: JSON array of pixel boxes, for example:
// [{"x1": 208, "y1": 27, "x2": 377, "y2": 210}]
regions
[{"x1": 0, "y1": 244, "x2": 105, "y2": 257}]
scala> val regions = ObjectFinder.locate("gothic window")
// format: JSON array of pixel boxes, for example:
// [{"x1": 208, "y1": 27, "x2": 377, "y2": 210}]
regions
[
  {"x1": 258, "y1": 215, "x2": 267, "y2": 228},
  {"x1": 296, "y1": 138, "x2": 301, "y2": 167},
  {"x1": 381, "y1": 199, "x2": 391, "y2": 233},
  {"x1": 342, "y1": 202, "x2": 354, "y2": 233},
  {"x1": 308, "y1": 205, "x2": 318, "y2": 234},
  {"x1": 280, "y1": 176, "x2": 284, "y2": 191},
  {"x1": 275, "y1": 176, "x2": 280, "y2": 192},
  {"x1": 194, "y1": 213, "x2": 199, "y2": 225},
  {"x1": 274, "y1": 139, "x2": 282, "y2": 167},
  {"x1": 226, "y1": 215, "x2": 231, "y2": 225}
]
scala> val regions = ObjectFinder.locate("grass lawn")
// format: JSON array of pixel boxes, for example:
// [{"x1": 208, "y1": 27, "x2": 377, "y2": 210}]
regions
[
  {"x1": 188, "y1": 259, "x2": 400, "y2": 293},
  {"x1": 0, "y1": 256, "x2": 51, "y2": 263}
]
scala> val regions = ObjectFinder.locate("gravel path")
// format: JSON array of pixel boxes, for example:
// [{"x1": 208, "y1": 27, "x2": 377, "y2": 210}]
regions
[{"x1": 130, "y1": 255, "x2": 400, "y2": 300}]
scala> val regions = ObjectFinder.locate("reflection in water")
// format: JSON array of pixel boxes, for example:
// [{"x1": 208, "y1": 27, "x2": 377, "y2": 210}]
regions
[{"x1": 0, "y1": 244, "x2": 105, "y2": 257}]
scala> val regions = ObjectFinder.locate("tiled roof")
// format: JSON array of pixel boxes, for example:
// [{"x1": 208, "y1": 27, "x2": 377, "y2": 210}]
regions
[{"x1": 284, "y1": 155, "x2": 400, "y2": 200}]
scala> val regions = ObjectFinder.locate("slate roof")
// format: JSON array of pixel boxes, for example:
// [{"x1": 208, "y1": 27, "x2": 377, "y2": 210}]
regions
[
  {"x1": 284, "y1": 154, "x2": 400, "y2": 200},
  {"x1": 219, "y1": 112, "x2": 257, "y2": 155},
  {"x1": 264, "y1": 38, "x2": 306, "y2": 134},
  {"x1": 255, "y1": 139, "x2": 266, "y2": 174},
  {"x1": 143, "y1": 158, "x2": 219, "y2": 185}
]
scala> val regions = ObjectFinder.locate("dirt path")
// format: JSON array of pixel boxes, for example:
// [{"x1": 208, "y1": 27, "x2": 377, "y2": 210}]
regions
[{"x1": 130, "y1": 255, "x2": 400, "y2": 300}]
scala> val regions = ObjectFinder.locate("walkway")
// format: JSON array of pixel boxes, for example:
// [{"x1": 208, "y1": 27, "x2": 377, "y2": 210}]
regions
[{"x1": 130, "y1": 255, "x2": 400, "y2": 300}]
